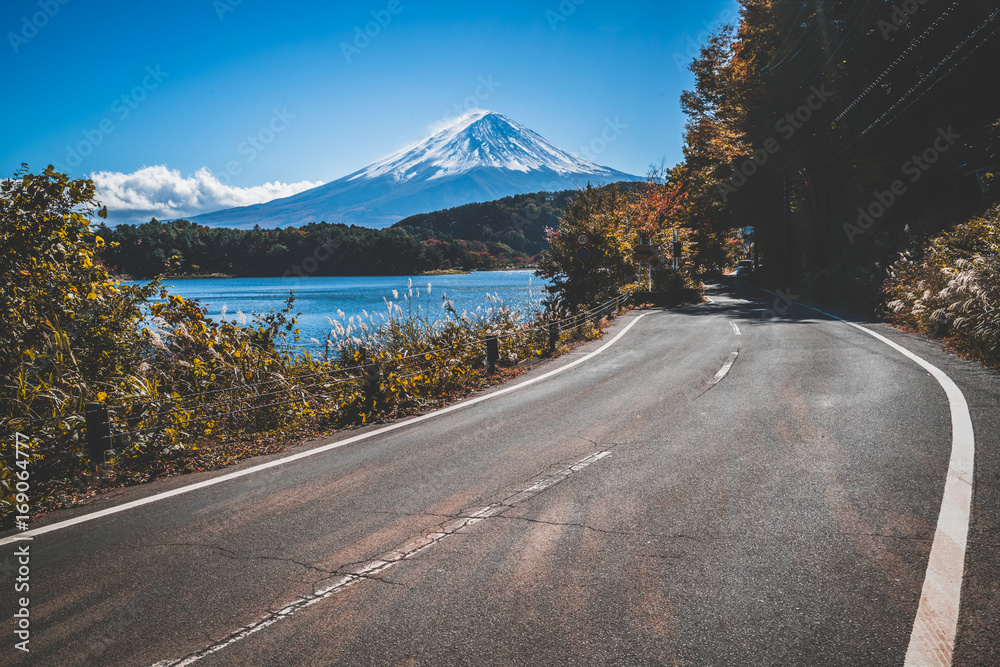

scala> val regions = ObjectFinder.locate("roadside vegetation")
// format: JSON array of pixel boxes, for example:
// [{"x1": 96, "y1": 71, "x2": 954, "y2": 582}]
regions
[
  {"x1": 0, "y1": 165, "x2": 629, "y2": 526},
  {"x1": 884, "y1": 205, "x2": 1000, "y2": 369},
  {"x1": 537, "y1": 180, "x2": 713, "y2": 309}
]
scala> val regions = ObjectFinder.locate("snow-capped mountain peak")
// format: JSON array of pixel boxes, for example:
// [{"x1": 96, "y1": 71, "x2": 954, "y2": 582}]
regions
[
  {"x1": 189, "y1": 111, "x2": 640, "y2": 229},
  {"x1": 354, "y1": 111, "x2": 617, "y2": 182}
]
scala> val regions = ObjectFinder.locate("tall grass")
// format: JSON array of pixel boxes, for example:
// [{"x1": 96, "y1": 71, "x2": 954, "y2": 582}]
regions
[{"x1": 884, "y1": 205, "x2": 1000, "y2": 366}]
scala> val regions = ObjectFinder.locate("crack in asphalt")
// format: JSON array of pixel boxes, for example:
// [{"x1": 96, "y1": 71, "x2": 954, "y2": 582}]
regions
[
  {"x1": 255, "y1": 555, "x2": 333, "y2": 576},
  {"x1": 384, "y1": 509, "x2": 687, "y2": 540},
  {"x1": 487, "y1": 514, "x2": 651, "y2": 536},
  {"x1": 142, "y1": 542, "x2": 238, "y2": 560},
  {"x1": 153, "y1": 449, "x2": 615, "y2": 666}
]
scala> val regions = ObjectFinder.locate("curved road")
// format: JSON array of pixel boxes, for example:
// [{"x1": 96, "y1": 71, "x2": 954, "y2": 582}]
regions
[{"x1": 3, "y1": 281, "x2": 999, "y2": 666}]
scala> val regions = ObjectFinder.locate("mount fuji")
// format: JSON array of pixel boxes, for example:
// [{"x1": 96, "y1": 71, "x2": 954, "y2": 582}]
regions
[{"x1": 188, "y1": 111, "x2": 642, "y2": 229}]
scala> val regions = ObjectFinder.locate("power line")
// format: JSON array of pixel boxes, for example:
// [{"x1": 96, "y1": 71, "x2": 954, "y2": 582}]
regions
[
  {"x1": 797, "y1": 0, "x2": 860, "y2": 79},
  {"x1": 803, "y1": 0, "x2": 882, "y2": 88},
  {"x1": 801, "y1": 0, "x2": 872, "y2": 84},
  {"x1": 854, "y1": 7, "x2": 1000, "y2": 141},
  {"x1": 877, "y1": 22, "x2": 1000, "y2": 139},
  {"x1": 762, "y1": 1, "x2": 812, "y2": 70},
  {"x1": 831, "y1": 1, "x2": 961, "y2": 125},
  {"x1": 764, "y1": 2, "x2": 826, "y2": 71},
  {"x1": 822, "y1": 7, "x2": 1000, "y2": 168}
]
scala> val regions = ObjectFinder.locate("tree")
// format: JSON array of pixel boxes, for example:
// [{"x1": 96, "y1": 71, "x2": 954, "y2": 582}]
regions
[
  {"x1": 535, "y1": 184, "x2": 638, "y2": 309},
  {"x1": 1, "y1": 165, "x2": 163, "y2": 506},
  {"x1": 0, "y1": 165, "x2": 156, "y2": 390}
]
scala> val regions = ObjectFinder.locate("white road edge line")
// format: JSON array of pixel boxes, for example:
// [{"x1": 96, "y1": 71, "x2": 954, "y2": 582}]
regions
[
  {"x1": 0, "y1": 314, "x2": 649, "y2": 548},
  {"x1": 151, "y1": 450, "x2": 612, "y2": 666},
  {"x1": 712, "y1": 351, "x2": 739, "y2": 385},
  {"x1": 757, "y1": 288, "x2": 974, "y2": 667}
]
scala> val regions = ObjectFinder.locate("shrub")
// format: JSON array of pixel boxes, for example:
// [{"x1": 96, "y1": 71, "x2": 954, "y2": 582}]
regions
[{"x1": 884, "y1": 205, "x2": 1000, "y2": 364}]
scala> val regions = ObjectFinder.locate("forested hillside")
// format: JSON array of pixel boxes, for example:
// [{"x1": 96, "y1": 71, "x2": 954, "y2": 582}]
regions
[
  {"x1": 390, "y1": 185, "x2": 645, "y2": 258},
  {"x1": 95, "y1": 188, "x2": 614, "y2": 278}
]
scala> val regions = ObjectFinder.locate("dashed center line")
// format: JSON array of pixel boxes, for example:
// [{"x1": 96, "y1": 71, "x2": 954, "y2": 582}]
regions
[
  {"x1": 151, "y1": 450, "x2": 612, "y2": 666},
  {"x1": 712, "y1": 351, "x2": 739, "y2": 385},
  {"x1": 731, "y1": 321, "x2": 742, "y2": 336}
]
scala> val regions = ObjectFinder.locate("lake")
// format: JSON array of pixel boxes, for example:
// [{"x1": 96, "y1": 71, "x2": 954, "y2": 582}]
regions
[{"x1": 149, "y1": 271, "x2": 549, "y2": 350}]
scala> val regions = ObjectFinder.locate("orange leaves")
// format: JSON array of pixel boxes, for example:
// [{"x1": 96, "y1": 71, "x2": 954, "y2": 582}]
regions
[{"x1": 636, "y1": 181, "x2": 688, "y2": 238}]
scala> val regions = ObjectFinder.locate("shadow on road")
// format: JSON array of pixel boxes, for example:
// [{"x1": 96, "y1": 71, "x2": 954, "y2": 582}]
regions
[{"x1": 648, "y1": 277, "x2": 878, "y2": 327}]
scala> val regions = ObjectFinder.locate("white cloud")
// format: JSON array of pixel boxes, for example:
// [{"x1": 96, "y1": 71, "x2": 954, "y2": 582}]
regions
[
  {"x1": 90, "y1": 165, "x2": 323, "y2": 224},
  {"x1": 427, "y1": 108, "x2": 487, "y2": 135}
]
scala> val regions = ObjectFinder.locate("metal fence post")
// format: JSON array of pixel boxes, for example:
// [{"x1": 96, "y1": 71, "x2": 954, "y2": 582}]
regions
[
  {"x1": 548, "y1": 322, "x2": 558, "y2": 353},
  {"x1": 361, "y1": 349, "x2": 380, "y2": 408},
  {"x1": 85, "y1": 401, "x2": 112, "y2": 464},
  {"x1": 486, "y1": 336, "x2": 499, "y2": 374}
]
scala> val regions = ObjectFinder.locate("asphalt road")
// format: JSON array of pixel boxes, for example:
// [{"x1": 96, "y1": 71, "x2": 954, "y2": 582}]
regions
[{"x1": 3, "y1": 280, "x2": 999, "y2": 666}]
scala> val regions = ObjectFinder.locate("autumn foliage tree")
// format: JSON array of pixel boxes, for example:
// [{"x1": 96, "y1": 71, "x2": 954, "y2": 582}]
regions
[
  {"x1": 0, "y1": 165, "x2": 156, "y2": 398},
  {"x1": 536, "y1": 184, "x2": 639, "y2": 309},
  {"x1": 536, "y1": 179, "x2": 709, "y2": 308}
]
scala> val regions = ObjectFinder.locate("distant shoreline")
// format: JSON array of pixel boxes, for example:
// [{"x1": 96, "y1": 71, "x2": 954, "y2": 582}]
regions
[
  {"x1": 111, "y1": 272, "x2": 235, "y2": 282},
  {"x1": 113, "y1": 267, "x2": 537, "y2": 282}
]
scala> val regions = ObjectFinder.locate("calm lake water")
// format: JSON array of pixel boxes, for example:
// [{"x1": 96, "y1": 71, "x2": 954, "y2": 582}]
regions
[{"x1": 149, "y1": 271, "x2": 549, "y2": 349}]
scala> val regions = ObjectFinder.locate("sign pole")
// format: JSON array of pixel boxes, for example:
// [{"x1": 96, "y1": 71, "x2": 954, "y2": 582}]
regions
[{"x1": 672, "y1": 229, "x2": 679, "y2": 271}]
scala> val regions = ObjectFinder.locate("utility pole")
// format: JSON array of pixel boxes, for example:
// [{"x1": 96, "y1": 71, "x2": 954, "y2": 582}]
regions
[
  {"x1": 672, "y1": 228, "x2": 679, "y2": 271},
  {"x1": 782, "y1": 171, "x2": 789, "y2": 283}
]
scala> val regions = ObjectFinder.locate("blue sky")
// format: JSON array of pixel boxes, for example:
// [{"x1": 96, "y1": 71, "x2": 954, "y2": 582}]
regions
[{"x1": 1, "y1": 0, "x2": 739, "y2": 223}]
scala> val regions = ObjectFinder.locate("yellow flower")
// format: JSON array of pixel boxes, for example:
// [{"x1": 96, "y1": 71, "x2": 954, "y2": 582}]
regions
[{"x1": 97, "y1": 391, "x2": 107, "y2": 401}]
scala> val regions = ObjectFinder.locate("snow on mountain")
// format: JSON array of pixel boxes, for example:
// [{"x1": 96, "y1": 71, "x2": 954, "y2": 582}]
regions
[
  {"x1": 357, "y1": 111, "x2": 623, "y2": 180},
  {"x1": 188, "y1": 111, "x2": 641, "y2": 229}
]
